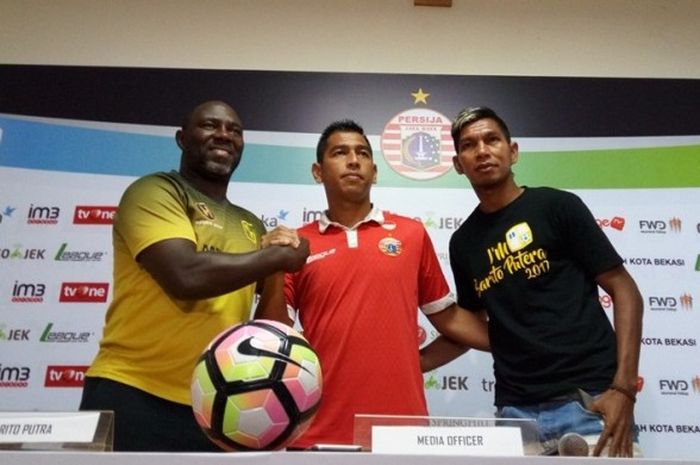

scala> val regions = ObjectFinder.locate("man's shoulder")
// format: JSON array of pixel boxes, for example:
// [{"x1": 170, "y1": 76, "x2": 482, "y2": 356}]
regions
[{"x1": 382, "y1": 211, "x2": 423, "y2": 228}]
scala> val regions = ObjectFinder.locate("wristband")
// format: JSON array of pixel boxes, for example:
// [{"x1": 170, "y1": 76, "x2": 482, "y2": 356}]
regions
[{"x1": 609, "y1": 383, "x2": 637, "y2": 403}]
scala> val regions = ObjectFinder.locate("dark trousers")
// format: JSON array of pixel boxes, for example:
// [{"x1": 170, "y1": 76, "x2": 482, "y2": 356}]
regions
[{"x1": 79, "y1": 376, "x2": 221, "y2": 452}]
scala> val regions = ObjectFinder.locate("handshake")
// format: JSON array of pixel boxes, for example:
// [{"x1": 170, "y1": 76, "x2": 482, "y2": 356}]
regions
[{"x1": 262, "y1": 225, "x2": 310, "y2": 273}]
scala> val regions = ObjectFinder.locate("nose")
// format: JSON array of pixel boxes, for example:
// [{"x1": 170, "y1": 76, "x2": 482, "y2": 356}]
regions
[
  {"x1": 213, "y1": 124, "x2": 235, "y2": 141},
  {"x1": 475, "y1": 139, "x2": 489, "y2": 157},
  {"x1": 346, "y1": 151, "x2": 361, "y2": 167}
]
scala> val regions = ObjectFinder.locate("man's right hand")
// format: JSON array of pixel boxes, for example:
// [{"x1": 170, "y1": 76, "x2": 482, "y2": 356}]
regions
[{"x1": 279, "y1": 237, "x2": 309, "y2": 272}]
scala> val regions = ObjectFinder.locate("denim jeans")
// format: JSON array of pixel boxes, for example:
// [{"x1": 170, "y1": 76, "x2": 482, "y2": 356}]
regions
[{"x1": 497, "y1": 394, "x2": 641, "y2": 456}]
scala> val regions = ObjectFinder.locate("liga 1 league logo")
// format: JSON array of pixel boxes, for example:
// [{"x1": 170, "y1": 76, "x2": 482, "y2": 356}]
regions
[{"x1": 380, "y1": 89, "x2": 453, "y2": 181}]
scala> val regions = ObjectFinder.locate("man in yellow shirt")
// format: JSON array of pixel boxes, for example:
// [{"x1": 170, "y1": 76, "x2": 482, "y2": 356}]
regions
[{"x1": 80, "y1": 100, "x2": 308, "y2": 451}]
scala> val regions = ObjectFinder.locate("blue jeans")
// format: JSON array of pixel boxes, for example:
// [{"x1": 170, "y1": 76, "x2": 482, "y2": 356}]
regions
[{"x1": 497, "y1": 394, "x2": 640, "y2": 456}]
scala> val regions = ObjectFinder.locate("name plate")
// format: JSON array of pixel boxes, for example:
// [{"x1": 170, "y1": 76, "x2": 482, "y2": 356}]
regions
[
  {"x1": 372, "y1": 425, "x2": 524, "y2": 456},
  {"x1": 0, "y1": 412, "x2": 100, "y2": 444}
]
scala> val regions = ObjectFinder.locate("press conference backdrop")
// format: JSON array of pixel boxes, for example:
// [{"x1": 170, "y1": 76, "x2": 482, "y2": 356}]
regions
[{"x1": 0, "y1": 65, "x2": 698, "y2": 459}]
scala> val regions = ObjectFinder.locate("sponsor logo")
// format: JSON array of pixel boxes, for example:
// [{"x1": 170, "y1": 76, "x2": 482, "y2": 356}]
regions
[
  {"x1": 260, "y1": 210, "x2": 290, "y2": 228},
  {"x1": 596, "y1": 216, "x2": 626, "y2": 231},
  {"x1": 381, "y1": 105, "x2": 453, "y2": 181},
  {"x1": 639, "y1": 218, "x2": 681, "y2": 234},
  {"x1": 599, "y1": 293, "x2": 613, "y2": 310},
  {"x1": 10, "y1": 281, "x2": 45, "y2": 303},
  {"x1": 0, "y1": 364, "x2": 30, "y2": 388},
  {"x1": 40, "y1": 323, "x2": 92, "y2": 343},
  {"x1": 680, "y1": 293, "x2": 693, "y2": 309},
  {"x1": 59, "y1": 282, "x2": 109, "y2": 303},
  {"x1": 481, "y1": 378, "x2": 495, "y2": 392},
  {"x1": 422, "y1": 213, "x2": 464, "y2": 230},
  {"x1": 424, "y1": 375, "x2": 470, "y2": 391},
  {"x1": 27, "y1": 204, "x2": 60, "y2": 225},
  {"x1": 195, "y1": 202, "x2": 215, "y2": 220},
  {"x1": 696, "y1": 254, "x2": 700, "y2": 272},
  {"x1": 648, "y1": 294, "x2": 694, "y2": 312},
  {"x1": 0, "y1": 245, "x2": 46, "y2": 260},
  {"x1": 237, "y1": 337, "x2": 310, "y2": 374},
  {"x1": 658, "y1": 378, "x2": 698, "y2": 396},
  {"x1": 73, "y1": 206, "x2": 117, "y2": 225},
  {"x1": 44, "y1": 365, "x2": 88, "y2": 387},
  {"x1": 54, "y1": 243, "x2": 106, "y2": 262},
  {"x1": 0, "y1": 324, "x2": 30, "y2": 341},
  {"x1": 302, "y1": 208, "x2": 323, "y2": 225},
  {"x1": 623, "y1": 257, "x2": 685, "y2": 267},
  {"x1": 641, "y1": 337, "x2": 696, "y2": 347},
  {"x1": 0, "y1": 206, "x2": 16, "y2": 224},
  {"x1": 306, "y1": 248, "x2": 336, "y2": 264},
  {"x1": 240, "y1": 220, "x2": 258, "y2": 244}
]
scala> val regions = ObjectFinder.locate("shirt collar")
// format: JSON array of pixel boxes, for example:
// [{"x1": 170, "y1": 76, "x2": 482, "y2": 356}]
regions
[{"x1": 318, "y1": 205, "x2": 384, "y2": 233}]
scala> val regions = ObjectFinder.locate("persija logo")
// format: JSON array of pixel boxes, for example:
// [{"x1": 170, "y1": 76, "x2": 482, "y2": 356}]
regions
[
  {"x1": 73, "y1": 206, "x2": 117, "y2": 225},
  {"x1": 59, "y1": 282, "x2": 109, "y2": 303},
  {"x1": 44, "y1": 365, "x2": 88, "y2": 387}
]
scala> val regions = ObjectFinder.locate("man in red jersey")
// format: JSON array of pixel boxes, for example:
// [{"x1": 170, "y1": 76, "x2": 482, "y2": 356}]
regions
[{"x1": 256, "y1": 120, "x2": 488, "y2": 449}]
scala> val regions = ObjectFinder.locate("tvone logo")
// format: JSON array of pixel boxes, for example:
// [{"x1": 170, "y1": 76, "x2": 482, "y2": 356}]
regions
[
  {"x1": 44, "y1": 365, "x2": 88, "y2": 387},
  {"x1": 59, "y1": 282, "x2": 109, "y2": 303},
  {"x1": 639, "y1": 218, "x2": 681, "y2": 234},
  {"x1": 73, "y1": 206, "x2": 117, "y2": 225}
]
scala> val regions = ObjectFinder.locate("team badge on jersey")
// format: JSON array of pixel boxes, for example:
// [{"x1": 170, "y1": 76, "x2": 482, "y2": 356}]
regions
[
  {"x1": 195, "y1": 202, "x2": 216, "y2": 220},
  {"x1": 505, "y1": 222, "x2": 533, "y2": 252},
  {"x1": 241, "y1": 220, "x2": 258, "y2": 245},
  {"x1": 378, "y1": 236, "x2": 402, "y2": 257}
]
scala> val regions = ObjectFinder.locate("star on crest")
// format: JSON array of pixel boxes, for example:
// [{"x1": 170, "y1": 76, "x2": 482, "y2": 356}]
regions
[{"x1": 411, "y1": 88, "x2": 430, "y2": 105}]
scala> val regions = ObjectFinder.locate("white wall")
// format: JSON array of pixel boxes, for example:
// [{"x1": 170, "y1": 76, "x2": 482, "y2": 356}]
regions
[{"x1": 1, "y1": 0, "x2": 699, "y2": 78}]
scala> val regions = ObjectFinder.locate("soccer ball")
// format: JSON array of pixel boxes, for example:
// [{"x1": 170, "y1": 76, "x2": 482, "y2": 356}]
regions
[{"x1": 191, "y1": 319, "x2": 323, "y2": 450}]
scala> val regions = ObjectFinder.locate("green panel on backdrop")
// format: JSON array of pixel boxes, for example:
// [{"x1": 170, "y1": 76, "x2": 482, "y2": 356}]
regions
[{"x1": 237, "y1": 144, "x2": 700, "y2": 189}]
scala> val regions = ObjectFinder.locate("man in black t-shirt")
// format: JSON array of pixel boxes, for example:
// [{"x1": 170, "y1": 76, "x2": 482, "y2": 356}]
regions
[{"x1": 425, "y1": 106, "x2": 643, "y2": 457}]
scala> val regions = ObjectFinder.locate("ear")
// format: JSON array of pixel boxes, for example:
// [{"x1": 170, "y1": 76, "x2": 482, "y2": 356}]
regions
[
  {"x1": 311, "y1": 162, "x2": 323, "y2": 183},
  {"x1": 372, "y1": 163, "x2": 378, "y2": 184},
  {"x1": 452, "y1": 155, "x2": 464, "y2": 174},
  {"x1": 510, "y1": 141, "x2": 519, "y2": 165},
  {"x1": 175, "y1": 129, "x2": 184, "y2": 150}
]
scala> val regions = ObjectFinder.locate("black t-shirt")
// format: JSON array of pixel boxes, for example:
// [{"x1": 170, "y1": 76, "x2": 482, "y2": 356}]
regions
[{"x1": 449, "y1": 187, "x2": 621, "y2": 406}]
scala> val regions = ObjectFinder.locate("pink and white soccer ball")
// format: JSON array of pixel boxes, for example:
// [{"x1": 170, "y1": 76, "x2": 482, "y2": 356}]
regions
[{"x1": 191, "y1": 319, "x2": 323, "y2": 450}]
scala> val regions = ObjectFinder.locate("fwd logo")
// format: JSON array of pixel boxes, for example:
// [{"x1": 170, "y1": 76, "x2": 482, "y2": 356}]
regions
[
  {"x1": 659, "y1": 379, "x2": 690, "y2": 396},
  {"x1": 59, "y1": 282, "x2": 109, "y2": 303},
  {"x1": 44, "y1": 365, "x2": 88, "y2": 387},
  {"x1": 639, "y1": 218, "x2": 681, "y2": 234},
  {"x1": 73, "y1": 206, "x2": 117, "y2": 225},
  {"x1": 648, "y1": 296, "x2": 678, "y2": 311}
]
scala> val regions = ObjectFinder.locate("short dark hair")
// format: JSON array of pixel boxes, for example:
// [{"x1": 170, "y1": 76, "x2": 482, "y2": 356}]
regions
[
  {"x1": 316, "y1": 119, "x2": 372, "y2": 163},
  {"x1": 451, "y1": 107, "x2": 512, "y2": 151}
]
